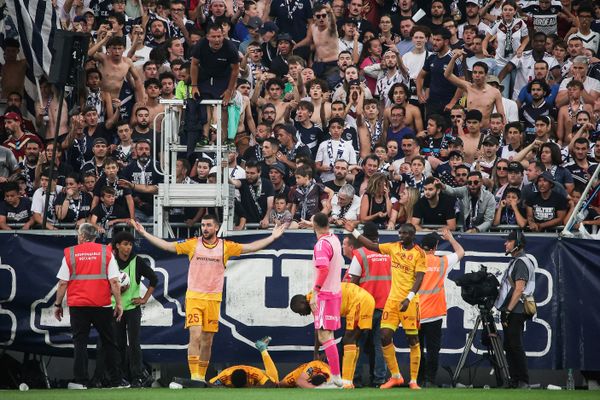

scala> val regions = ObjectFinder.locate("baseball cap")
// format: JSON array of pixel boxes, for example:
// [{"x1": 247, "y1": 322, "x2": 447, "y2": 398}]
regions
[
  {"x1": 465, "y1": 109, "x2": 483, "y2": 122},
  {"x1": 421, "y1": 232, "x2": 442, "y2": 250},
  {"x1": 276, "y1": 33, "x2": 293, "y2": 43},
  {"x1": 537, "y1": 170, "x2": 555, "y2": 186},
  {"x1": 247, "y1": 16, "x2": 263, "y2": 29},
  {"x1": 209, "y1": 166, "x2": 218, "y2": 176},
  {"x1": 259, "y1": 21, "x2": 279, "y2": 35},
  {"x1": 466, "y1": 0, "x2": 480, "y2": 6},
  {"x1": 93, "y1": 137, "x2": 108, "y2": 146},
  {"x1": 81, "y1": 7, "x2": 94, "y2": 15},
  {"x1": 482, "y1": 135, "x2": 499, "y2": 146},
  {"x1": 3, "y1": 111, "x2": 22, "y2": 122},
  {"x1": 269, "y1": 162, "x2": 286, "y2": 175},
  {"x1": 507, "y1": 161, "x2": 524, "y2": 173}
]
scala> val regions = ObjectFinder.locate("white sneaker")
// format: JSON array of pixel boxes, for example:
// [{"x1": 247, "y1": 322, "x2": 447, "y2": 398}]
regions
[
  {"x1": 331, "y1": 375, "x2": 343, "y2": 387},
  {"x1": 315, "y1": 381, "x2": 344, "y2": 389},
  {"x1": 67, "y1": 382, "x2": 87, "y2": 390},
  {"x1": 169, "y1": 382, "x2": 183, "y2": 389}
]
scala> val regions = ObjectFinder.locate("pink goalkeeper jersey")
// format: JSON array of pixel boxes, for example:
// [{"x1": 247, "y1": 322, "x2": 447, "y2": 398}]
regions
[{"x1": 313, "y1": 233, "x2": 343, "y2": 295}]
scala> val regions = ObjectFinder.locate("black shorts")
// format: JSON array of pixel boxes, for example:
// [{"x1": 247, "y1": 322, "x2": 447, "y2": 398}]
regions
[{"x1": 198, "y1": 77, "x2": 229, "y2": 99}]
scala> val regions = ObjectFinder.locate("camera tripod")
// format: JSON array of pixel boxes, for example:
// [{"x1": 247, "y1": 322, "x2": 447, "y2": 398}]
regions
[{"x1": 452, "y1": 305, "x2": 511, "y2": 387}]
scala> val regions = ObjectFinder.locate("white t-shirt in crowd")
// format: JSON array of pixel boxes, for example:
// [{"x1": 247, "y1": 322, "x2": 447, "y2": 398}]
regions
[
  {"x1": 331, "y1": 194, "x2": 361, "y2": 220},
  {"x1": 509, "y1": 50, "x2": 559, "y2": 99},
  {"x1": 559, "y1": 76, "x2": 600, "y2": 94},
  {"x1": 31, "y1": 185, "x2": 63, "y2": 224},
  {"x1": 315, "y1": 139, "x2": 357, "y2": 182},
  {"x1": 402, "y1": 50, "x2": 429, "y2": 80}
]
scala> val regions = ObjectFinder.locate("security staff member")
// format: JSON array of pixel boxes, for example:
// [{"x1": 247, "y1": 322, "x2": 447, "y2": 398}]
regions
[
  {"x1": 495, "y1": 230, "x2": 536, "y2": 389},
  {"x1": 111, "y1": 231, "x2": 159, "y2": 387},
  {"x1": 54, "y1": 223, "x2": 126, "y2": 389},
  {"x1": 343, "y1": 222, "x2": 391, "y2": 387},
  {"x1": 417, "y1": 229, "x2": 464, "y2": 387}
]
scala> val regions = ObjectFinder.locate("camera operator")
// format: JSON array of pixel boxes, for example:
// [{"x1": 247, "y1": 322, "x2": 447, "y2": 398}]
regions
[{"x1": 494, "y1": 230, "x2": 536, "y2": 389}]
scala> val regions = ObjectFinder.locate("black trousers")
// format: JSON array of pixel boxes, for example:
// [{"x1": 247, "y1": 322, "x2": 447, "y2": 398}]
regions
[
  {"x1": 114, "y1": 307, "x2": 143, "y2": 380},
  {"x1": 70, "y1": 306, "x2": 120, "y2": 385},
  {"x1": 418, "y1": 319, "x2": 443, "y2": 384},
  {"x1": 503, "y1": 313, "x2": 529, "y2": 384}
]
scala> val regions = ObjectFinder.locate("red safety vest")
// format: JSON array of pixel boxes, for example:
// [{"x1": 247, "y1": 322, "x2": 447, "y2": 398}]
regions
[
  {"x1": 65, "y1": 242, "x2": 112, "y2": 307},
  {"x1": 348, "y1": 248, "x2": 391, "y2": 309},
  {"x1": 419, "y1": 254, "x2": 448, "y2": 321}
]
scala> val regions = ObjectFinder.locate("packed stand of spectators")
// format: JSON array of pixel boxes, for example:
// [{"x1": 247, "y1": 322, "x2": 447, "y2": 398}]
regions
[{"x1": 2, "y1": 0, "x2": 600, "y2": 234}]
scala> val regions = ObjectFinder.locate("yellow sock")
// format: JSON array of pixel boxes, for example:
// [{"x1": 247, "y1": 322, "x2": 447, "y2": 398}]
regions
[
  {"x1": 349, "y1": 346, "x2": 360, "y2": 381},
  {"x1": 198, "y1": 360, "x2": 209, "y2": 381},
  {"x1": 342, "y1": 344, "x2": 357, "y2": 382},
  {"x1": 188, "y1": 355, "x2": 200, "y2": 380},
  {"x1": 409, "y1": 343, "x2": 421, "y2": 383},
  {"x1": 382, "y1": 343, "x2": 400, "y2": 377},
  {"x1": 261, "y1": 350, "x2": 279, "y2": 383}
]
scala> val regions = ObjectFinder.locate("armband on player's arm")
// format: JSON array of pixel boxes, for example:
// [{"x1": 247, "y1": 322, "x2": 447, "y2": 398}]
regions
[
  {"x1": 406, "y1": 291, "x2": 416, "y2": 301},
  {"x1": 314, "y1": 265, "x2": 329, "y2": 291}
]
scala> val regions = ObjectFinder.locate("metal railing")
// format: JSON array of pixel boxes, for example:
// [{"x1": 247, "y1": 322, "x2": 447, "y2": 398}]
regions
[{"x1": 150, "y1": 99, "x2": 233, "y2": 237}]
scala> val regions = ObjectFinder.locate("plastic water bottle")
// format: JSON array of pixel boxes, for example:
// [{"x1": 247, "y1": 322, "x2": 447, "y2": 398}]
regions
[{"x1": 566, "y1": 368, "x2": 575, "y2": 390}]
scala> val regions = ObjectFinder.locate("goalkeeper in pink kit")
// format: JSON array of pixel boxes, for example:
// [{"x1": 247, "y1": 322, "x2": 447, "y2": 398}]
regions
[{"x1": 309, "y1": 213, "x2": 344, "y2": 388}]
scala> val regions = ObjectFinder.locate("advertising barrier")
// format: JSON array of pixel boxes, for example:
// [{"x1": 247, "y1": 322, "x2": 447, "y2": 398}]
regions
[{"x1": 0, "y1": 233, "x2": 598, "y2": 370}]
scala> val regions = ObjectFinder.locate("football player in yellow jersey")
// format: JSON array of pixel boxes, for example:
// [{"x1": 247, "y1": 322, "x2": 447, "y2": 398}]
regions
[
  {"x1": 133, "y1": 215, "x2": 285, "y2": 387},
  {"x1": 290, "y1": 282, "x2": 376, "y2": 388},
  {"x1": 208, "y1": 337, "x2": 279, "y2": 388},
  {"x1": 278, "y1": 360, "x2": 331, "y2": 388},
  {"x1": 345, "y1": 221, "x2": 426, "y2": 390},
  {"x1": 179, "y1": 336, "x2": 329, "y2": 388}
]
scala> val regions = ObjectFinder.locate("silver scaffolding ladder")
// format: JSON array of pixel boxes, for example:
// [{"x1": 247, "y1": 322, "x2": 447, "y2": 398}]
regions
[{"x1": 152, "y1": 99, "x2": 234, "y2": 238}]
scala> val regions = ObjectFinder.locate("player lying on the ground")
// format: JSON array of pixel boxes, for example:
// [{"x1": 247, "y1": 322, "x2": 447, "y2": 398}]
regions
[
  {"x1": 172, "y1": 337, "x2": 331, "y2": 388},
  {"x1": 291, "y1": 281, "x2": 376, "y2": 388},
  {"x1": 277, "y1": 358, "x2": 331, "y2": 388},
  {"x1": 207, "y1": 337, "x2": 279, "y2": 388}
]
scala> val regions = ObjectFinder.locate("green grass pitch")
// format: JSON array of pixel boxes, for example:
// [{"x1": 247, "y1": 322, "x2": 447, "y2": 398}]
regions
[{"x1": 1, "y1": 388, "x2": 598, "y2": 400}]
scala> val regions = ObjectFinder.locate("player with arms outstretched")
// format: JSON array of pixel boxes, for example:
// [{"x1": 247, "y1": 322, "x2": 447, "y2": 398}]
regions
[
  {"x1": 132, "y1": 214, "x2": 285, "y2": 386},
  {"x1": 345, "y1": 221, "x2": 426, "y2": 389}
]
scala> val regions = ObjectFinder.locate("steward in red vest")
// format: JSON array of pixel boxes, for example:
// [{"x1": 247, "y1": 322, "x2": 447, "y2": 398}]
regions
[
  {"x1": 342, "y1": 221, "x2": 391, "y2": 387},
  {"x1": 417, "y1": 229, "x2": 464, "y2": 387},
  {"x1": 54, "y1": 223, "x2": 127, "y2": 389}
]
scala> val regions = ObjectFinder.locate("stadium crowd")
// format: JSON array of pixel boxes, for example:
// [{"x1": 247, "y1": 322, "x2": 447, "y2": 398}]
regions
[{"x1": 2, "y1": 0, "x2": 600, "y2": 234}]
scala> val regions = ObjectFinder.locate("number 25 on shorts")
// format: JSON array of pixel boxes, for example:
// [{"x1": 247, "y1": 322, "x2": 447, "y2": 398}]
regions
[{"x1": 187, "y1": 313, "x2": 200, "y2": 324}]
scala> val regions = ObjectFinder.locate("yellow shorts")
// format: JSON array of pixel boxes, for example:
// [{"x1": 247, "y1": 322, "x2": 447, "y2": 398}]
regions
[
  {"x1": 346, "y1": 295, "x2": 375, "y2": 331},
  {"x1": 185, "y1": 297, "x2": 220, "y2": 332},
  {"x1": 381, "y1": 297, "x2": 420, "y2": 332}
]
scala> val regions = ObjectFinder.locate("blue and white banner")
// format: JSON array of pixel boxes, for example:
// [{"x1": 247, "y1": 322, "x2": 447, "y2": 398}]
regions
[{"x1": 0, "y1": 233, "x2": 599, "y2": 370}]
